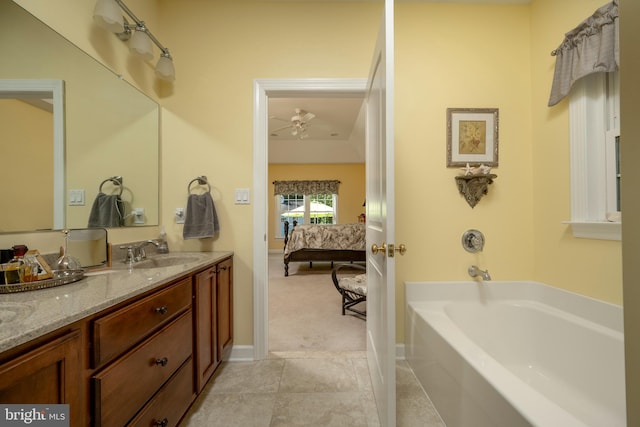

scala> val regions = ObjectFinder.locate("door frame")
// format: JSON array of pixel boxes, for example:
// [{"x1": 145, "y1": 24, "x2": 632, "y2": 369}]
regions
[{"x1": 252, "y1": 78, "x2": 367, "y2": 360}]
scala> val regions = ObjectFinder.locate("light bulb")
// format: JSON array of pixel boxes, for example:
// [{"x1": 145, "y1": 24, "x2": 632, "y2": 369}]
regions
[
  {"x1": 155, "y1": 55, "x2": 175, "y2": 81},
  {"x1": 129, "y1": 29, "x2": 154, "y2": 60},
  {"x1": 93, "y1": 0, "x2": 124, "y2": 33}
]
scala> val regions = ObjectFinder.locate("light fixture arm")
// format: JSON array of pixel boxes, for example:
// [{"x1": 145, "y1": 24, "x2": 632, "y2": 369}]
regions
[{"x1": 115, "y1": 0, "x2": 171, "y2": 58}]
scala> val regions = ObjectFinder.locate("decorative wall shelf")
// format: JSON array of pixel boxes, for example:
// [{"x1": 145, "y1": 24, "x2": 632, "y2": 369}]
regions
[{"x1": 455, "y1": 174, "x2": 497, "y2": 208}]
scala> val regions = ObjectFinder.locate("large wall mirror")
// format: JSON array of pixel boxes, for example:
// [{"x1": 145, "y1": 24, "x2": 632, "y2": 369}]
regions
[{"x1": 0, "y1": 1, "x2": 159, "y2": 233}]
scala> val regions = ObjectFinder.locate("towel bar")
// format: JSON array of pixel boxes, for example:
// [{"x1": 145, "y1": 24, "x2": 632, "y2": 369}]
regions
[
  {"x1": 188, "y1": 176, "x2": 211, "y2": 194},
  {"x1": 98, "y1": 176, "x2": 123, "y2": 196}
]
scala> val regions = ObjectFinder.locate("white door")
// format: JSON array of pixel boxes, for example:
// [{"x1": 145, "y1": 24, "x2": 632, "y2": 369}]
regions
[{"x1": 366, "y1": 1, "x2": 396, "y2": 426}]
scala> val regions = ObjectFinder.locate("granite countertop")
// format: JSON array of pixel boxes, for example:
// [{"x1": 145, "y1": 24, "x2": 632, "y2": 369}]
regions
[{"x1": 0, "y1": 251, "x2": 233, "y2": 354}]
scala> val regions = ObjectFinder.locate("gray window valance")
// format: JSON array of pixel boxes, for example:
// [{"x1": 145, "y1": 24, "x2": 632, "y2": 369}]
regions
[
  {"x1": 548, "y1": 0, "x2": 618, "y2": 107},
  {"x1": 273, "y1": 180, "x2": 340, "y2": 196}
]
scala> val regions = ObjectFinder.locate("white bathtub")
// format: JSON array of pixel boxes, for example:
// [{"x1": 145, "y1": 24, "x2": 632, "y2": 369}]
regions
[{"x1": 405, "y1": 281, "x2": 626, "y2": 427}]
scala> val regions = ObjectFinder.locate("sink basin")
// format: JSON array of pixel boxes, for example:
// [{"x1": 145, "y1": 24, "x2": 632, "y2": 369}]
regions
[
  {"x1": 112, "y1": 254, "x2": 203, "y2": 270},
  {"x1": 0, "y1": 302, "x2": 36, "y2": 325}
]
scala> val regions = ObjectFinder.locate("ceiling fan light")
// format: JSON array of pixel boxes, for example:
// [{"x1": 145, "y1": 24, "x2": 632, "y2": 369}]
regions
[{"x1": 93, "y1": 0, "x2": 124, "y2": 33}]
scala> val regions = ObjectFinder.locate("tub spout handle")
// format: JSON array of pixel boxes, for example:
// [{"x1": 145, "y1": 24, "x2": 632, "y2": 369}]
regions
[{"x1": 468, "y1": 265, "x2": 491, "y2": 281}]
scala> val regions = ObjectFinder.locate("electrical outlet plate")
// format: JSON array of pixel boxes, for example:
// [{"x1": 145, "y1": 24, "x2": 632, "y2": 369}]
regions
[
  {"x1": 133, "y1": 208, "x2": 145, "y2": 224},
  {"x1": 175, "y1": 208, "x2": 185, "y2": 224}
]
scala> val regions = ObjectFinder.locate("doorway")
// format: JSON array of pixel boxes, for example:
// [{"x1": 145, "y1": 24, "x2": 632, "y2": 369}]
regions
[{"x1": 252, "y1": 78, "x2": 368, "y2": 359}]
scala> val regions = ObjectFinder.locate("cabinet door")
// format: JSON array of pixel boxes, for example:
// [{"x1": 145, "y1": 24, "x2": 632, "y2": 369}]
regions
[
  {"x1": 216, "y1": 258, "x2": 233, "y2": 360},
  {"x1": 193, "y1": 266, "x2": 218, "y2": 392},
  {"x1": 0, "y1": 330, "x2": 82, "y2": 426}
]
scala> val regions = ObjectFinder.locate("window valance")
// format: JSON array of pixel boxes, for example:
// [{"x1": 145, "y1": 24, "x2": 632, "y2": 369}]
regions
[
  {"x1": 273, "y1": 180, "x2": 340, "y2": 196},
  {"x1": 548, "y1": 0, "x2": 618, "y2": 107}
]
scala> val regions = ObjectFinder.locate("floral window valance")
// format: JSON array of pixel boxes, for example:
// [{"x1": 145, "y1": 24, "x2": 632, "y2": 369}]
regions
[
  {"x1": 548, "y1": 0, "x2": 618, "y2": 106},
  {"x1": 273, "y1": 180, "x2": 340, "y2": 196}
]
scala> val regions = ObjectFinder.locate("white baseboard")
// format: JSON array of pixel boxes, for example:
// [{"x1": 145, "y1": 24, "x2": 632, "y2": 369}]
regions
[
  {"x1": 227, "y1": 344, "x2": 406, "y2": 361},
  {"x1": 227, "y1": 345, "x2": 255, "y2": 361}
]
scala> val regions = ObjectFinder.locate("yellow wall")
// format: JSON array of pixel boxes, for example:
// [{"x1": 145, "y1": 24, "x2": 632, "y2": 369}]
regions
[
  {"x1": 152, "y1": 1, "x2": 382, "y2": 346},
  {"x1": 268, "y1": 164, "x2": 366, "y2": 250},
  {"x1": 6, "y1": 1, "x2": 623, "y2": 351},
  {"x1": 0, "y1": 99, "x2": 52, "y2": 231},
  {"x1": 394, "y1": 3, "x2": 534, "y2": 341}
]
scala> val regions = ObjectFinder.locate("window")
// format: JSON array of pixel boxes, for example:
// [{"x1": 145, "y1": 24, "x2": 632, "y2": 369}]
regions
[
  {"x1": 566, "y1": 71, "x2": 621, "y2": 240},
  {"x1": 276, "y1": 194, "x2": 338, "y2": 238}
]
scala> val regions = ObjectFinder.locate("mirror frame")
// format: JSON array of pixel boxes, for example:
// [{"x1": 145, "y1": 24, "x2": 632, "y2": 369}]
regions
[{"x1": 0, "y1": 79, "x2": 65, "y2": 229}]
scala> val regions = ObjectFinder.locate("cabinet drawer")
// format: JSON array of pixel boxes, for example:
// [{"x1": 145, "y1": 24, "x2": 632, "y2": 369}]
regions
[
  {"x1": 92, "y1": 278, "x2": 192, "y2": 367},
  {"x1": 128, "y1": 357, "x2": 195, "y2": 427},
  {"x1": 93, "y1": 310, "x2": 192, "y2": 427}
]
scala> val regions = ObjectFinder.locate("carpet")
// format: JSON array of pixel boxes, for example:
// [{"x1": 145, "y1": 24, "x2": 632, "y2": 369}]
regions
[{"x1": 268, "y1": 254, "x2": 366, "y2": 353}]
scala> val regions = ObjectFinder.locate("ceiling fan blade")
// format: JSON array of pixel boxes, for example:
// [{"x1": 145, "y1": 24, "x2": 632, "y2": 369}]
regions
[
  {"x1": 271, "y1": 124, "x2": 292, "y2": 133},
  {"x1": 301, "y1": 112, "x2": 315, "y2": 122},
  {"x1": 269, "y1": 116, "x2": 290, "y2": 122}
]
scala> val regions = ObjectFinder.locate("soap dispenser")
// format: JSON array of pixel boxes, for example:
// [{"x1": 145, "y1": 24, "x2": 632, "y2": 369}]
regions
[{"x1": 157, "y1": 225, "x2": 169, "y2": 254}]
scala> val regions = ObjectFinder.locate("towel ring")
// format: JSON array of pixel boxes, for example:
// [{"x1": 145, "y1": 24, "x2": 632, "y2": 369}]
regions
[
  {"x1": 99, "y1": 176, "x2": 123, "y2": 196},
  {"x1": 188, "y1": 176, "x2": 211, "y2": 194}
]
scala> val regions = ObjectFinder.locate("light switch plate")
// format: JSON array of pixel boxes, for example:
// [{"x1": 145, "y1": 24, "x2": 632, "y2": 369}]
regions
[
  {"x1": 68, "y1": 189, "x2": 85, "y2": 206},
  {"x1": 235, "y1": 188, "x2": 250, "y2": 205}
]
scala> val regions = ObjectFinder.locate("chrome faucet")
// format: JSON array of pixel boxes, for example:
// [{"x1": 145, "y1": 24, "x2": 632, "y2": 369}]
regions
[
  {"x1": 468, "y1": 265, "x2": 491, "y2": 281},
  {"x1": 133, "y1": 240, "x2": 163, "y2": 261},
  {"x1": 120, "y1": 238, "x2": 169, "y2": 264}
]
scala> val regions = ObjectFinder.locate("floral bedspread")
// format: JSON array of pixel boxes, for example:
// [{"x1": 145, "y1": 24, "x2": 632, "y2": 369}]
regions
[{"x1": 284, "y1": 223, "x2": 366, "y2": 257}]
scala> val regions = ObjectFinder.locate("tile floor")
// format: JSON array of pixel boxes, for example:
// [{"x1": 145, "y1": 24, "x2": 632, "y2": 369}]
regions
[{"x1": 180, "y1": 351, "x2": 445, "y2": 427}]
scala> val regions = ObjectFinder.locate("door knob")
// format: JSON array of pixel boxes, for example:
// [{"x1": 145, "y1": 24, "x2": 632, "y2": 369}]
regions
[
  {"x1": 371, "y1": 242, "x2": 386, "y2": 255},
  {"x1": 390, "y1": 243, "x2": 407, "y2": 256}
]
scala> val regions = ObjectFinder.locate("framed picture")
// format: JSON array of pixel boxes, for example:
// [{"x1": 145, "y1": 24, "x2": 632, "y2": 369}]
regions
[
  {"x1": 26, "y1": 249, "x2": 53, "y2": 280},
  {"x1": 447, "y1": 108, "x2": 499, "y2": 167}
]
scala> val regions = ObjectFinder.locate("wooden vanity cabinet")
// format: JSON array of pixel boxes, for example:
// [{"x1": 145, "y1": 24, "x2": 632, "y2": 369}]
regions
[
  {"x1": 193, "y1": 256, "x2": 233, "y2": 392},
  {"x1": 0, "y1": 254, "x2": 233, "y2": 427},
  {"x1": 0, "y1": 329, "x2": 83, "y2": 426}
]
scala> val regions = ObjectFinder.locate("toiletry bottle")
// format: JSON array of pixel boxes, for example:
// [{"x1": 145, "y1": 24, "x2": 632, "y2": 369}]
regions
[
  {"x1": 22, "y1": 253, "x2": 39, "y2": 282},
  {"x1": 157, "y1": 225, "x2": 169, "y2": 254},
  {"x1": 4, "y1": 245, "x2": 27, "y2": 284},
  {"x1": 0, "y1": 249, "x2": 12, "y2": 285}
]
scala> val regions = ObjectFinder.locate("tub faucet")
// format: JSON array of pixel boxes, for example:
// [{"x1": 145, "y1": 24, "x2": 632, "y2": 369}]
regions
[{"x1": 468, "y1": 265, "x2": 491, "y2": 281}]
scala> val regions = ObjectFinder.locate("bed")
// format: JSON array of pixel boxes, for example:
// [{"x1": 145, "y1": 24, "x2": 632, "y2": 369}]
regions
[{"x1": 283, "y1": 221, "x2": 366, "y2": 276}]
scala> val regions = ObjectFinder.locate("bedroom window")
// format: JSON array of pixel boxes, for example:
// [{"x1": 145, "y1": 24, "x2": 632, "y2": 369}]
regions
[
  {"x1": 277, "y1": 193, "x2": 338, "y2": 238},
  {"x1": 566, "y1": 71, "x2": 621, "y2": 240}
]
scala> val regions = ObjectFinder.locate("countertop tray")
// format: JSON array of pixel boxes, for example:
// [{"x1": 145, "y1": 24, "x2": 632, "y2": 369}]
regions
[{"x1": 0, "y1": 269, "x2": 85, "y2": 293}]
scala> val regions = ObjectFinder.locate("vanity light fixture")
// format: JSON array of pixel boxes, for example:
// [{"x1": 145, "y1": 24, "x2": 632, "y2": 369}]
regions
[{"x1": 93, "y1": 0, "x2": 175, "y2": 81}]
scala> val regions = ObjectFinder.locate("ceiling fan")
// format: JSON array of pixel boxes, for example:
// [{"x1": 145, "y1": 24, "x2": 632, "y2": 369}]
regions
[{"x1": 271, "y1": 108, "x2": 316, "y2": 139}]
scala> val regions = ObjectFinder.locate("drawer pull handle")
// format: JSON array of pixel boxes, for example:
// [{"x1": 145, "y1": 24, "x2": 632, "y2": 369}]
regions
[
  {"x1": 154, "y1": 418, "x2": 168, "y2": 427},
  {"x1": 155, "y1": 357, "x2": 169, "y2": 367},
  {"x1": 155, "y1": 306, "x2": 168, "y2": 315}
]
